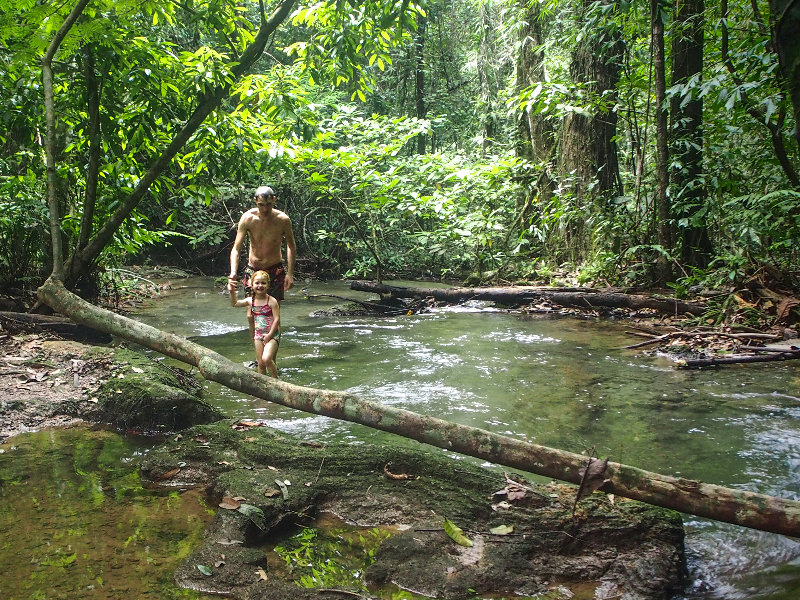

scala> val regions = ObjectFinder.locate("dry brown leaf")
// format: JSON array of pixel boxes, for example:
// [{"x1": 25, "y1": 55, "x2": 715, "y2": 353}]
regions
[
  {"x1": 300, "y1": 440, "x2": 324, "y2": 448},
  {"x1": 776, "y1": 298, "x2": 800, "y2": 322},
  {"x1": 219, "y1": 497, "x2": 241, "y2": 510},
  {"x1": 255, "y1": 567, "x2": 268, "y2": 581},
  {"x1": 154, "y1": 468, "x2": 180, "y2": 482},
  {"x1": 575, "y1": 457, "x2": 610, "y2": 504},
  {"x1": 383, "y1": 463, "x2": 419, "y2": 480}
]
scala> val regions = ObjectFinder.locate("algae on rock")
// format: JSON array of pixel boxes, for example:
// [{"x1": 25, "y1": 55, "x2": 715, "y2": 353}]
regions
[{"x1": 140, "y1": 421, "x2": 687, "y2": 600}]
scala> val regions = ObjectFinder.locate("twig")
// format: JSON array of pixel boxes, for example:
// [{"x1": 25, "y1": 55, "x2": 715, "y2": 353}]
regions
[
  {"x1": 623, "y1": 333, "x2": 672, "y2": 349},
  {"x1": 316, "y1": 589, "x2": 365, "y2": 598},
  {"x1": 314, "y1": 456, "x2": 325, "y2": 484}
]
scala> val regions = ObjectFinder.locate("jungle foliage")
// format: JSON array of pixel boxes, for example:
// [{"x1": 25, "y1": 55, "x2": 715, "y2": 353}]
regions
[{"x1": 0, "y1": 0, "x2": 799, "y2": 305}]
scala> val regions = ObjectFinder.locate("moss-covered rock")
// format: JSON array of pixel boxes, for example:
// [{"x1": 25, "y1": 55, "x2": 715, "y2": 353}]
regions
[
  {"x1": 73, "y1": 347, "x2": 223, "y2": 433},
  {"x1": 140, "y1": 421, "x2": 687, "y2": 600}
]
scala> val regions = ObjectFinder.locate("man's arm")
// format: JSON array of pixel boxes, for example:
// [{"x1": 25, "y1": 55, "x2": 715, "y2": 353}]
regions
[
  {"x1": 283, "y1": 217, "x2": 297, "y2": 291},
  {"x1": 228, "y1": 281, "x2": 249, "y2": 308},
  {"x1": 229, "y1": 216, "x2": 248, "y2": 280}
]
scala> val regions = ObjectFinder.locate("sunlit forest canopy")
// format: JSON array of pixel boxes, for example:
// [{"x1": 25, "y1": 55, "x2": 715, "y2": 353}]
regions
[{"x1": 1, "y1": 0, "x2": 799, "y2": 302}]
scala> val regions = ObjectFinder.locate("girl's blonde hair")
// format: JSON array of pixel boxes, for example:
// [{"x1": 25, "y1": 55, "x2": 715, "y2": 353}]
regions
[{"x1": 251, "y1": 270, "x2": 271, "y2": 285}]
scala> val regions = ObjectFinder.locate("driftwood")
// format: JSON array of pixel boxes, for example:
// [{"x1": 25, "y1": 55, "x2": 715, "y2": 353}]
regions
[
  {"x1": 350, "y1": 281, "x2": 707, "y2": 316},
  {"x1": 37, "y1": 277, "x2": 800, "y2": 538},
  {"x1": 678, "y1": 351, "x2": 800, "y2": 368},
  {"x1": 623, "y1": 331, "x2": 781, "y2": 350},
  {"x1": 0, "y1": 310, "x2": 112, "y2": 343}
]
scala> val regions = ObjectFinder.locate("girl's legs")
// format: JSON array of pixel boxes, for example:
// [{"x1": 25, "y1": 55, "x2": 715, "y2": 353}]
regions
[
  {"x1": 261, "y1": 339, "x2": 279, "y2": 378},
  {"x1": 253, "y1": 338, "x2": 267, "y2": 375}
]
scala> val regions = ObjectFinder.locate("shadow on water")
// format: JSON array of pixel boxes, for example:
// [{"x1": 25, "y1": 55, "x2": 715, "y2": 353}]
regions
[{"x1": 2, "y1": 276, "x2": 800, "y2": 598}]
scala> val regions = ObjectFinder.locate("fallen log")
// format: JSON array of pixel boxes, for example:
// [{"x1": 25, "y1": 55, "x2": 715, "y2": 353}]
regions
[
  {"x1": 0, "y1": 310, "x2": 112, "y2": 343},
  {"x1": 38, "y1": 277, "x2": 800, "y2": 538},
  {"x1": 350, "y1": 281, "x2": 707, "y2": 316},
  {"x1": 305, "y1": 293, "x2": 410, "y2": 316},
  {"x1": 677, "y1": 351, "x2": 800, "y2": 368}
]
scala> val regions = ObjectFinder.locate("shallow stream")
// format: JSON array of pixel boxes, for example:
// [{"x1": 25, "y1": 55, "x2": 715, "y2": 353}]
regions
[{"x1": 2, "y1": 277, "x2": 800, "y2": 599}]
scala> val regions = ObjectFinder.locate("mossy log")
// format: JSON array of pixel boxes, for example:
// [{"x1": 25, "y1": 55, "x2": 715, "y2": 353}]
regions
[
  {"x1": 350, "y1": 280, "x2": 707, "y2": 316},
  {"x1": 38, "y1": 277, "x2": 800, "y2": 538}
]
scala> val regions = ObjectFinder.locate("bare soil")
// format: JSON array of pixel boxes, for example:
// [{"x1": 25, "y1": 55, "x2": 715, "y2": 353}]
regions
[{"x1": 0, "y1": 334, "x2": 106, "y2": 442}]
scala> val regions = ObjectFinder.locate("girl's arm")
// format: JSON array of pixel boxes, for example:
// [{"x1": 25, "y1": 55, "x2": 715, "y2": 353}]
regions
[
  {"x1": 228, "y1": 281, "x2": 250, "y2": 308},
  {"x1": 263, "y1": 297, "x2": 280, "y2": 341}
]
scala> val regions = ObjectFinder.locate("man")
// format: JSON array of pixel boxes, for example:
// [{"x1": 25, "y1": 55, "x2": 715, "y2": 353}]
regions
[{"x1": 229, "y1": 186, "x2": 296, "y2": 334}]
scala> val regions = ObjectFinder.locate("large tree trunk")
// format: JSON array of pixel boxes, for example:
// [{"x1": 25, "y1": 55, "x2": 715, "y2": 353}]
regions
[
  {"x1": 770, "y1": 0, "x2": 800, "y2": 149},
  {"x1": 37, "y1": 277, "x2": 800, "y2": 538},
  {"x1": 670, "y1": 0, "x2": 712, "y2": 268},
  {"x1": 349, "y1": 280, "x2": 707, "y2": 315},
  {"x1": 559, "y1": 0, "x2": 623, "y2": 199}
]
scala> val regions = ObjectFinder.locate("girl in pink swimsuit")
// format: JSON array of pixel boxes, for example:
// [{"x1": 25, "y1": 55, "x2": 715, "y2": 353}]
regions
[{"x1": 228, "y1": 270, "x2": 281, "y2": 378}]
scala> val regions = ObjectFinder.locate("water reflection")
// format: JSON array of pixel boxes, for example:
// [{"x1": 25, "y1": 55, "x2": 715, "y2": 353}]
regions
[
  {"x1": 126, "y1": 278, "x2": 800, "y2": 597},
  {"x1": 0, "y1": 427, "x2": 215, "y2": 600}
]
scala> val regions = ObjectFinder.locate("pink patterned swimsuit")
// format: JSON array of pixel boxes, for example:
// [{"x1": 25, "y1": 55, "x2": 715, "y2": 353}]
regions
[{"x1": 251, "y1": 301, "x2": 280, "y2": 345}]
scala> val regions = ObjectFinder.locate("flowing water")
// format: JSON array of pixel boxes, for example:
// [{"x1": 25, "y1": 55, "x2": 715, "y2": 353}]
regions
[{"x1": 3, "y1": 276, "x2": 800, "y2": 599}]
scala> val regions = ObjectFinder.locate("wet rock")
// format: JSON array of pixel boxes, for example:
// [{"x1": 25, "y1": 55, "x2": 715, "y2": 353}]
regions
[
  {"x1": 62, "y1": 348, "x2": 224, "y2": 433},
  {"x1": 142, "y1": 421, "x2": 687, "y2": 600}
]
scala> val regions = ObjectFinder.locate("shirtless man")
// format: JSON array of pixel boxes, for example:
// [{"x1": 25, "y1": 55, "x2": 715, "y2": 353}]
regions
[{"x1": 229, "y1": 186, "x2": 296, "y2": 334}]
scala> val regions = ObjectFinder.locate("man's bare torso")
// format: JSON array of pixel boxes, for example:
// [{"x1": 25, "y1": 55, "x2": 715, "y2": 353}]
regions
[{"x1": 242, "y1": 207, "x2": 290, "y2": 268}]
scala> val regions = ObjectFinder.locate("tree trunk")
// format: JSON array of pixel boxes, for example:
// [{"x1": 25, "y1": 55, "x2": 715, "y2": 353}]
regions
[
  {"x1": 515, "y1": 0, "x2": 554, "y2": 164},
  {"x1": 652, "y1": 0, "x2": 672, "y2": 282},
  {"x1": 414, "y1": 16, "x2": 427, "y2": 155},
  {"x1": 349, "y1": 280, "x2": 707, "y2": 315},
  {"x1": 670, "y1": 0, "x2": 712, "y2": 268},
  {"x1": 478, "y1": 2, "x2": 500, "y2": 155},
  {"x1": 42, "y1": 0, "x2": 93, "y2": 282},
  {"x1": 559, "y1": 0, "x2": 623, "y2": 199},
  {"x1": 36, "y1": 277, "x2": 800, "y2": 538},
  {"x1": 769, "y1": 0, "x2": 800, "y2": 149}
]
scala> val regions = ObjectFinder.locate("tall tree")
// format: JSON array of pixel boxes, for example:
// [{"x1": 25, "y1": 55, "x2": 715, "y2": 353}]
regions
[
  {"x1": 651, "y1": 0, "x2": 672, "y2": 282},
  {"x1": 670, "y1": 0, "x2": 712, "y2": 267},
  {"x1": 559, "y1": 0, "x2": 624, "y2": 200},
  {"x1": 414, "y1": 15, "x2": 428, "y2": 154},
  {"x1": 515, "y1": 0, "x2": 554, "y2": 163}
]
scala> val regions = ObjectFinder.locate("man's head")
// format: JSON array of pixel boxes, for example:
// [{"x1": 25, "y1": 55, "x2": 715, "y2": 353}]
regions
[{"x1": 254, "y1": 186, "x2": 276, "y2": 210}]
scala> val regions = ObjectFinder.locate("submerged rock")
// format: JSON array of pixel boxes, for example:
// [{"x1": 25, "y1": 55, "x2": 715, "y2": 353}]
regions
[{"x1": 140, "y1": 421, "x2": 687, "y2": 600}]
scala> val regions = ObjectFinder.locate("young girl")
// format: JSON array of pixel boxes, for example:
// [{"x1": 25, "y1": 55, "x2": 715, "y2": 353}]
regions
[{"x1": 229, "y1": 270, "x2": 281, "y2": 378}]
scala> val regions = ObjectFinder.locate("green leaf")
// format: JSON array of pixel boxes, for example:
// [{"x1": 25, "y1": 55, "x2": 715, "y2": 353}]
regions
[
  {"x1": 237, "y1": 503, "x2": 266, "y2": 529},
  {"x1": 489, "y1": 524, "x2": 514, "y2": 535},
  {"x1": 197, "y1": 564, "x2": 212, "y2": 576},
  {"x1": 443, "y1": 518, "x2": 473, "y2": 547}
]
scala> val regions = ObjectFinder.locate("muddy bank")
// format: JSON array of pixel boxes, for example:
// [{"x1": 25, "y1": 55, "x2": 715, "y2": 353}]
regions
[{"x1": 141, "y1": 421, "x2": 687, "y2": 600}]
